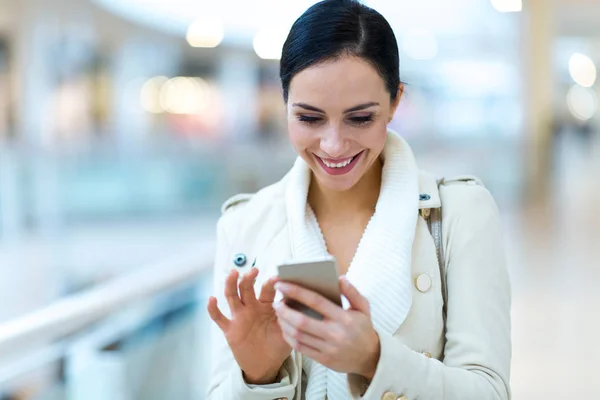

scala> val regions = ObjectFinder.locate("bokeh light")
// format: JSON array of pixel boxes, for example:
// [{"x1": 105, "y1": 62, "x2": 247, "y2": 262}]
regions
[
  {"x1": 490, "y1": 0, "x2": 522, "y2": 13},
  {"x1": 567, "y1": 84, "x2": 598, "y2": 121},
  {"x1": 140, "y1": 76, "x2": 169, "y2": 114},
  {"x1": 253, "y1": 29, "x2": 287, "y2": 60},
  {"x1": 186, "y1": 17, "x2": 224, "y2": 48},
  {"x1": 568, "y1": 53, "x2": 597, "y2": 88},
  {"x1": 159, "y1": 77, "x2": 212, "y2": 115}
]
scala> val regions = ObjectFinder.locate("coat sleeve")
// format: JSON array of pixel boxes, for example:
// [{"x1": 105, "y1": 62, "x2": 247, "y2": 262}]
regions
[
  {"x1": 206, "y1": 210, "x2": 299, "y2": 400},
  {"x1": 348, "y1": 183, "x2": 512, "y2": 400}
]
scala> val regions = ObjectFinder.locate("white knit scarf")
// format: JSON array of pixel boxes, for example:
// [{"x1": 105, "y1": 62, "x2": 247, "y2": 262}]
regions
[{"x1": 284, "y1": 130, "x2": 420, "y2": 399}]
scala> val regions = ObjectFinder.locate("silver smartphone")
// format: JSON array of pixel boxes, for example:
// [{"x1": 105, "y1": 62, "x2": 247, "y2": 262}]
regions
[{"x1": 277, "y1": 258, "x2": 342, "y2": 320}]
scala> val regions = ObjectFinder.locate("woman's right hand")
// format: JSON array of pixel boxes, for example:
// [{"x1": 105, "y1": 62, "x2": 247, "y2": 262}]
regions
[{"x1": 207, "y1": 268, "x2": 292, "y2": 384}]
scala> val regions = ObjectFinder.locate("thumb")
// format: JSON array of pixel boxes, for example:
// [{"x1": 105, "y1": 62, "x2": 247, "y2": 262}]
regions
[{"x1": 340, "y1": 276, "x2": 370, "y2": 314}]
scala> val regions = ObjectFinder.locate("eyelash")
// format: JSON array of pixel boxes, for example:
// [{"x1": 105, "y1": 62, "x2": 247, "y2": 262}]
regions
[{"x1": 297, "y1": 115, "x2": 374, "y2": 126}]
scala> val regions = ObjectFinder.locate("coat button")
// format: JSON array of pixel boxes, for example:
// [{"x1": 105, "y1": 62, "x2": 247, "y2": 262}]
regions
[
  {"x1": 382, "y1": 392, "x2": 397, "y2": 400},
  {"x1": 233, "y1": 253, "x2": 247, "y2": 267},
  {"x1": 415, "y1": 273, "x2": 432, "y2": 292}
]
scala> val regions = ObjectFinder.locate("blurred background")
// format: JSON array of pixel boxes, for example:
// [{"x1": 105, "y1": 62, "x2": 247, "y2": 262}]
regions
[{"x1": 0, "y1": 0, "x2": 598, "y2": 398}]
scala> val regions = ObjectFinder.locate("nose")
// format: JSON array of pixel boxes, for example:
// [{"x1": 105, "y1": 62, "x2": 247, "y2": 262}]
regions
[{"x1": 320, "y1": 126, "x2": 349, "y2": 158}]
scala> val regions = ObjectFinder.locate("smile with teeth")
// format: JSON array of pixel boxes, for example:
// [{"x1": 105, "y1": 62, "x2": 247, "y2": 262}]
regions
[{"x1": 319, "y1": 154, "x2": 357, "y2": 168}]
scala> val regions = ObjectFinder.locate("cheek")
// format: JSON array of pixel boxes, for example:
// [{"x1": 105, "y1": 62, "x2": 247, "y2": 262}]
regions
[
  {"x1": 288, "y1": 122, "x2": 318, "y2": 150},
  {"x1": 358, "y1": 126, "x2": 388, "y2": 151}
]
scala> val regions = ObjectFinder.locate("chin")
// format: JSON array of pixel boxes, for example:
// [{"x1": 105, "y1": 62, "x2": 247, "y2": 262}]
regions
[
  {"x1": 319, "y1": 178, "x2": 357, "y2": 192},
  {"x1": 311, "y1": 167, "x2": 362, "y2": 192}
]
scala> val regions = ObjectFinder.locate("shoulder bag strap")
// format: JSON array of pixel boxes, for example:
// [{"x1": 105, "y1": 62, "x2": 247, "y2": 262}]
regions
[{"x1": 425, "y1": 178, "x2": 447, "y2": 322}]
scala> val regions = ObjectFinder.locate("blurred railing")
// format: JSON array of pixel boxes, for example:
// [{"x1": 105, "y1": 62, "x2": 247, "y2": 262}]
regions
[
  {"x1": 0, "y1": 242, "x2": 216, "y2": 399},
  {"x1": 1, "y1": 135, "x2": 523, "y2": 224}
]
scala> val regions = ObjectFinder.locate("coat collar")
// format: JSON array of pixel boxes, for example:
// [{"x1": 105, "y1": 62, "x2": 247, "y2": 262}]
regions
[{"x1": 284, "y1": 129, "x2": 420, "y2": 336}]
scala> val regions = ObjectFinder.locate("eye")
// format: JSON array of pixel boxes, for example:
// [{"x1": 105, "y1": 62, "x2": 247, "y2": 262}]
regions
[
  {"x1": 348, "y1": 114, "x2": 373, "y2": 125},
  {"x1": 297, "y1": 115, "x2": 323, "y2": 125}
]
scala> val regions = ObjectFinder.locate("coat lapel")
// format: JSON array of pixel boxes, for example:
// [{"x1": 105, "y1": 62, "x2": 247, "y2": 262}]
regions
[
  {"x1": 345, "y1": 132, "x2": 419, "y2": 335},
  {"x1": 285, "y1": 156, "x2": 329, "y2": 263}
]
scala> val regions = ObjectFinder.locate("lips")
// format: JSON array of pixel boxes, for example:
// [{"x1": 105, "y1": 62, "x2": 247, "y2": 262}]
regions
[{"x1": 315, "y1": 150, "x2": 364, "y2": 176}]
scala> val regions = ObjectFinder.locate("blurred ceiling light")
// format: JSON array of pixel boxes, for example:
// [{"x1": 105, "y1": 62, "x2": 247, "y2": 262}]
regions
[
  {"x1": 160, "y1": 77, "x2": 212, "y2": 115},
  {"x1": 402, "y1": 29, "x2": 438, "y2": 61},
  {"x1": 567, "y1": 85, "x2": 598, "y2": 121},
  {"x1": 186, "y1": 17, "x2": 224, "y2": 48},
  {"x1": 253, "y1": 29, "x2": 287, "y2": 60},
  {"x1": 140, "y1": 76, "x2": 169, "y2": 114},
  {"x1": 490, "y1": 0, "x2": 522, "y2": 12},
  {"x1": 569, "y1": 53, "x2": 597, "y2": 88}
]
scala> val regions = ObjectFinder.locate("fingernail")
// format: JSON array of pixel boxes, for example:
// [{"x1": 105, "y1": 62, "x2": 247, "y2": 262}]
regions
[{"x1": 275, "y1": 282, "x2": 288, "y2": 292}]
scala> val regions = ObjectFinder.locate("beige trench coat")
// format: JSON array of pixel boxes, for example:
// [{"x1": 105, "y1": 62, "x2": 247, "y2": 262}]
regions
[{"x1": 206, "y1": 168, "x2": 511, "y2": 400}]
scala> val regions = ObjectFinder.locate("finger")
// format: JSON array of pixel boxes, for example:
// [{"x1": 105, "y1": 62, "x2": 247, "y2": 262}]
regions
[
  {"x1": 239, "y1": 268, "x2": 259, "y2": 305},
  {"x1": 207, "y1": 296, "x2": 231, "y2": 331},
  {"x1": 258, "y1": 276, "x2": 278, "y2": 303},
  {"x1": 275, "y1": 282, "x2": 342, "y2": 320},
  {"x1": 284, "y1": 334, "x2": 325, "y2": 364},
  {"x1": 274, "y1": 301, "x2": 329, "y2": 339},
  {"x1": 281, "y1": 331, "x2": 321, "y2": 354},
  {"x1": 224, "y1": 269, "x2": 243, "y2": 312},
  {"x1": 278, "y1": 318, "x2": 329, "y2": 352},
  {"x1": 340, "y1": 276, "x2": 370, "y2": 314}
]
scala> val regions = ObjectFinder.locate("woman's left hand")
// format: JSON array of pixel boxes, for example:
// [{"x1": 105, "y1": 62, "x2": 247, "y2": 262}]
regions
[{"x1": 273, "y1": 276, "x2": 380, "y2": 380}]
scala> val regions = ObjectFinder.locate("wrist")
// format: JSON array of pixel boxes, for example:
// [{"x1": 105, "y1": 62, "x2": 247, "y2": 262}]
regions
[
  {"x1": 359, "y1": 330, "x2": 381, "y2": 380},
  {"x1": 243, "y1": 366, "x2": 281, "y2": 385}
]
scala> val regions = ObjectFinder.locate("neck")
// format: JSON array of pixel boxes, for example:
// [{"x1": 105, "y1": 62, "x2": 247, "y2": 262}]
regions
[{"x1": 308, "y1": 157, "x2": 383, "y2": 217}]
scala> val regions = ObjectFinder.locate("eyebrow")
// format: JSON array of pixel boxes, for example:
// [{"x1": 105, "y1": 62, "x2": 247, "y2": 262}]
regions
[{"x1": 292, "y1": 102, "x2": 380, "y2": 113}]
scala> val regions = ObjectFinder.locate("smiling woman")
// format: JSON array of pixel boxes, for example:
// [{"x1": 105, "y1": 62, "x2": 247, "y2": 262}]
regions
[{"x1": 206, "y1": 1, "x2": 511, "y2": 400}]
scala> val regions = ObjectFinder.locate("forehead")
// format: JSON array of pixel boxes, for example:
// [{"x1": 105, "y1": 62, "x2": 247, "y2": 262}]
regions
[{"x1": 288, "y1": 57, "x2": 388, "y2": 108}]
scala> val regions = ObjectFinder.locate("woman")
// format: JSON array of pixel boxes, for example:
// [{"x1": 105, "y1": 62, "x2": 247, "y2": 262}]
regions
[{"x1": 206, "y1": 1, "x2": 511, "y2": 399}]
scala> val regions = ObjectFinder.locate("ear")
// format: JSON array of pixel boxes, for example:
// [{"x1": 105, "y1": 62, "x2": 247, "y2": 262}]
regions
[{"x1": 388, "y1": 83, "x2": 404, "y2": 123}]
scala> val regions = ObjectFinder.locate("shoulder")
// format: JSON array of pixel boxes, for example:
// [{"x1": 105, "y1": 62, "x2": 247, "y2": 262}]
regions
[
  {"x1": 418, "y1": 171, "x2": 490, "y2": 212},
  {"x1": 220, "y1": 176, "x2": 287, "y2": 216},
  {"x1": 220, "y1": 193, "x2": 254, "y2": 215},
  {"x1": 440, "y1": 175, "x2": 485, "y2": 188},
  {"x1": 438, "y1": 175, "x2": 502, "y2": 248},
  {"x1": 439, "y1": 175, "x2": 499, "y2": 219},
  {"x1": 217, "y1": 176, "x2": 288, "y2": 241}
]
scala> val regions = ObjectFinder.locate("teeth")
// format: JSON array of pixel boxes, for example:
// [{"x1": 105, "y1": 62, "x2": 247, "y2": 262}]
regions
[{"x1": 322, "y1": 156, "x2": 354, "y2": 168}]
